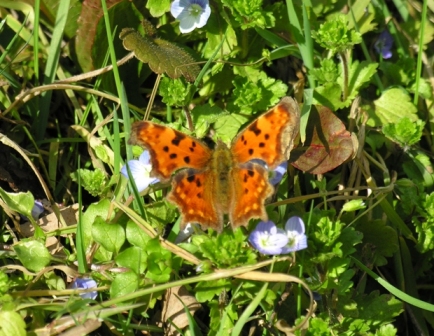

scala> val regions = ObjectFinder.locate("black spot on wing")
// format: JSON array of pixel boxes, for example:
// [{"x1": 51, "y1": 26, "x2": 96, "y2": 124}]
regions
[
  {"x1": 169, "y1": 153, "x2": 177, "y2": 159},
  {"x1": 250, "y1": 121, "x2": 261, "y2": 136},
  {"x1": 172, "y1": 132, "x2": 186, "y2": 146},
  {"x1": 259, "y1": 142, "x2": 265, "y2": 148},
  {"x1": 163, "y1": 146, "x2": 169, "y2": 152},
  {"x1": 264, "y1": 134, "x2": 270, "y2": 140},
  {"x1": 248, "y1": 170, "x2": 254, "y2": 177},
  {"x1": 196, "y1": 179, "x2": 202, "y2": 187},
  {"x1": 184, "y1": 156, "x2": 190, "y2": 164},
  {"x1": 187, "y1": 175, "x2": 195, "y2": 183},
  {"x1": 248, "y1": 148, "x2": 254, "y2": 155}
]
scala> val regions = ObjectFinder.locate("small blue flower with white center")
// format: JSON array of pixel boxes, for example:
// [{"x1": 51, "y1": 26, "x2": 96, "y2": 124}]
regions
[
  {"x1": 121, "y1": 151, "x2": 159, "y2": 193},
  {"x1": 71, "y1": 278, "x2": 97, "y2": 299},
  {"x1": 170, "y1": 0, "x2": 211, "y2": 34},
  {"x1": 249, "y1": 220, "x2": 288, "y2": 255},
  {"x1": 280, "y1": 216, "x2": 308, "y2": 254}
]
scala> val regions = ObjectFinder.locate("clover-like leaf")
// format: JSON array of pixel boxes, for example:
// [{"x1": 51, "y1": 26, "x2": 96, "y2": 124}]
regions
[
  {"x1": 120, "y1": 24, "x2": 200, "y2": 82},
  {"x1": 291, "y1": 105, "x2": 355, "y2": 174}
]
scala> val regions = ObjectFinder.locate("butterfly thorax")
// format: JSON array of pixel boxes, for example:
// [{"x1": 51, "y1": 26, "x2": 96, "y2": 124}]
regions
[{"x1": 210, "y1": 140, "x2": 235, "y2": 211}]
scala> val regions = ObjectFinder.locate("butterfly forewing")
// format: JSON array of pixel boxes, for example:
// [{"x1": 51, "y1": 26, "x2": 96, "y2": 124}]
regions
[
  {"x1": 231, "y1": 97, "x2": 300, "y2": 169},
  {"x1": 129, "y1": 121, "x2": 212, "y2": 181}
]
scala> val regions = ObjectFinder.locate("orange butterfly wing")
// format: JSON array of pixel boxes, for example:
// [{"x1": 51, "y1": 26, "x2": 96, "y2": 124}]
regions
[
  {"x1": 129, "y1": 121, "x2": 212, "y2": 182},
  {"x1": 167, "y1": 169, "x2": 223, "y2": 231},
  {"x1": 231, "y1": 97, "x2": 300, "y2": 169},
  {"x1": 229, "y1": 163, "x2": 273, "y2": 228}
]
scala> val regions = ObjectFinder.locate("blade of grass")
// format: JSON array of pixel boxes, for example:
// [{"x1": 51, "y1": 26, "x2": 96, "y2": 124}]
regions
[
  {"x1": 36, "y1": 0, "x2": 70, "y2": 140},
  {"x1": 76, "y1": 155, "x2": 87, "y2": 274},
  {"x1": 413, "y1": 0, "x2": 428, "y2": 105},
  {"x1": 352, "y1": 256, "x2": 434, "y2": 312}
]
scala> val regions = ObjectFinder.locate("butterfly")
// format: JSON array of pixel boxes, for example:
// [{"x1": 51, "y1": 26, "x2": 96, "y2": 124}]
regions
[{"x1": 128, "y1": 97, "x2": 300, "y2": 232}]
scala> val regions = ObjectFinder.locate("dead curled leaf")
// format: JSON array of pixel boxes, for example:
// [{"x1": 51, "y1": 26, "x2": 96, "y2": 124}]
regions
[
  {"x1": 291, "y1": 105, "x2": 356, "y2": 174},
  {"x1": 159, "y1": 286, "x2": 201, "y2": 335}
]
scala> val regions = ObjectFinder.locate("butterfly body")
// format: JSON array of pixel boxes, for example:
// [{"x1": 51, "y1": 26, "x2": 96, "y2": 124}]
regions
[{"x1": 129, "y1": 97, "x2": 300, "y2": 231}]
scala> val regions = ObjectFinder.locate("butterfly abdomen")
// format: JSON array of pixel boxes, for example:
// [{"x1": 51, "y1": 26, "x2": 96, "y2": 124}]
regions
[{"x1": 209, "y1": 141, "x2": 235, "y2": 212}]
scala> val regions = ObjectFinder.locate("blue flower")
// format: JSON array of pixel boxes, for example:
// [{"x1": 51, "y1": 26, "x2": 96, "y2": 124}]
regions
[
  {"x1": 374, "y1": 30, "x2": 393, "y2": 59},
  {"x1": 121, "y1": 151, "x2": 159, "y2": 193},
  {"x1": 249, "y1": 221, "x2": 289, "y2": 255},
  {"x1": 280, "y1": 216, "x2": 308, "y2": 254},
  {"x1": 71, "y1": 278, "x2": 97, "y2": 299},
  {"x1": 269, "y1": 161, "x2": 288, "y2": 185},
  {"x1": 31, "y1": 201, "x2": 44, "y2": 219},
  {"x1": 250, "y1": 159, "x2": 288, "y2": 185},
  {"x1": 170, "y1": 0, "x2": 211, "y2": 34}
]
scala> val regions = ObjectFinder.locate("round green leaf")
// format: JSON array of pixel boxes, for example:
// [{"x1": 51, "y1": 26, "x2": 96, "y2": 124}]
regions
[{"x1": 13, "y1": 240, "x2": 51, "y2": 272}]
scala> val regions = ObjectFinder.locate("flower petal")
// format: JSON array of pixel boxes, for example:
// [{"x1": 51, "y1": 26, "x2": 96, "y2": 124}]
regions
[
  {"x1": 281, "y1": 234, "x2": 307, "y2": 253},
  {"x1": 249, "y1": 221, "x2": 288, "y2": 255},
  {"x1": 170, "y1": 0, "x2": 185, "y2": 18},
  {"x1": 196, "y1": 3, "x2": 211, "y2": 28},
  {"x1": 269, "y1": 161, "x2": 288, "y2": 185},
  {"x1": 71, "y1": 278, "x2": 97, "y2": 300},
  {"x1": 121, "y1": 159, "x2": 158, "y2": 192},
  {"x1": 138, "y1": 150, "x2": 152, "y2": 165},
  {"x1": 177, "y1": 10, "x2": 199, "y2": 33},
  {"x1": 285, "y1": 216, "x2": 305, "y2": 234}
]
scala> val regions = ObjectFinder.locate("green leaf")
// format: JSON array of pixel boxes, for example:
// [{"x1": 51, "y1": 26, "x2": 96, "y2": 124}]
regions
[
  {"x1": 115, "y1": 246, "x2": 147, "y2": 274},
  {"x1": 221, "y1": 0, "x2": 275, "y2": 29},
  {"x1": 126, "y1": 220, "x2": 152, "y2": 248},
  {"x1": 356, "y1": 220, "x2": 399, "y2": 266},
  {"x1": 313, "y1": 14, "x2": 362, "y2": 55},
  {"x1": 110, "y1": 271, "x2": 139, "y2": 299},
  {"x1": 409, "y1": 79, "x2": 433, "y2": 99},
  {"x1": 195, "y1": 279, "x2": 231, "y2": 302},
  {"x1": 213, "y1": 113, "x2": 248, "y2": 144},
  {"x1": 81, "y1": 199, "x2": 113, "y2": 261},
  {"x1": 145, "y1": 238, "x2": 172, "y2": 283},
  {"x1": 0, "y1": 272, "x2": 10, "y2": 295},
  {"x1": 0, "y1": 188, "x2": 34, "y2": 218},
  {"x1": 310, "y1": 58, "x2": 340, "y2": 84},
  {"x1": 159, "y1": 77, "x2": 190, "y2": 106},
  {"x1": 91, "y1": 216, "x2": 125, "y2": 254},
  {"x1": 383, "y1": 117, "x2": 424, "y2": 147},
  {"x1": 313, "y1": 83, "x2": 344, "y2": 110},
  {"x1": 344, "y1": 60, "x2": 378, "y2": 102},
  {"x1": 145, "y1": 0, "x2": 170, "y2": 17},
  {"x1": 13, "y1": 240, "x2": 51, "y2": 272},
  {"x1": 193, "y1": 229, "x2": 256, "y2": 269},
  {"x1": 346, "y1": 0, "x2": 377, "y2": 34},
  {"x1": 375, "y1": 324, "x2": 398, "y2": 336},
  {"x1": 145, "y1": 200, "x2": 177, "y2": 230},
  {"x1": 191, "y1": 104, "x2": 225, "y2": 139},
  {"x1": 370, "y1": 88, "x2": 418, "y2": 126},
  {"x1": 231, "y1": 72, "x2": 287, "y2": 114},
  {"x1": 71, "y1": 168, "x2": 107, "y2": 197},
  {"x1": 354, "y1": 291, "x2": 404, "y2": 326},
  {"x1": 45, "y1": 271, "x2": 66, "y2": 291},
  {"x1": 203, "y1": 17, "x2": 238, "y2": 59},
  {"x1": 120, "y1": 23, "x2": 200, "y2": 82},
  {"x1": 0, "y1": 311, "x2": 26, "y2": 336}
]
